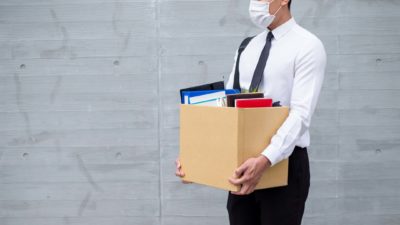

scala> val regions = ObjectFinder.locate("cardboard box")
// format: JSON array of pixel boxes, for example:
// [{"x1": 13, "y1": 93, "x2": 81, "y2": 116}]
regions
[{"x1": 179, "y1": 104, "x2": 289, "y2": 191}]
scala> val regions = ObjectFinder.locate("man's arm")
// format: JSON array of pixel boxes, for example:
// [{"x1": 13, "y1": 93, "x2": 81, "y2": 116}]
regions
[
  {"x1": 230, "y1": 39, "x2": 327, "y2": 195},
  {"x1": 262, "y1": 39, "x2": 327, "y2": 166}
]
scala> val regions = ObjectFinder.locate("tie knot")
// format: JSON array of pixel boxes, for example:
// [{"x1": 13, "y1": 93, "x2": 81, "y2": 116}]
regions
[{"x1": 267, "y1": 32, "x2": 274, "y2": 42}]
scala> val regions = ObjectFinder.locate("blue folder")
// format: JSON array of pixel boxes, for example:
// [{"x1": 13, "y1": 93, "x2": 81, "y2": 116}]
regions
[
  {"x1": 179, "y1": 81, "x2": 225, "y2": 104},
  {"x1": 182, "y1": 89, "x2": 240, "y2": 104}
]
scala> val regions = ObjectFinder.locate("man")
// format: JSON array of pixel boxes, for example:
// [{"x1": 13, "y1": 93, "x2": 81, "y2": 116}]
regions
[{"x1": 176, "y1": 0, "x2": 326, "y2": 224}]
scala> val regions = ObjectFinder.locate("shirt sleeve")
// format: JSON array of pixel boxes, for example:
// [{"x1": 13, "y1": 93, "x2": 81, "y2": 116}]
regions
[
  {"x1": 225, "y1": 50, "x2": 239, "y2": 89},
  {"x1": 261, "y1": 39, "x2": 327, "y2": 166}
]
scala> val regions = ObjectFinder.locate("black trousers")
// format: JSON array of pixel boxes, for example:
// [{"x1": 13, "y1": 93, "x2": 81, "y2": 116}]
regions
[{"x1": 226, "y1": 146, "x2": 310, "y2": 225}]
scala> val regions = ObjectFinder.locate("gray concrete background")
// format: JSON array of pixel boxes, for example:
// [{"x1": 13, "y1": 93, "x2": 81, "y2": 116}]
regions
[{"x1": 0, "y1": 0, "x2": 399, "y2": 224}]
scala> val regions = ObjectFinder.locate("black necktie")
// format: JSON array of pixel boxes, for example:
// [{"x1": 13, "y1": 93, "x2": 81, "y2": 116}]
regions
[{"x1": 249, "y1": 32, "x2": 274, "y2": 92}]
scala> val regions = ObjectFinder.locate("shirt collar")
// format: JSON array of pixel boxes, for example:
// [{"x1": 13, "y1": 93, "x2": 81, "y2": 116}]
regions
[{"x1": 269, "y1": 17, "x2": 296, "y2": 40}]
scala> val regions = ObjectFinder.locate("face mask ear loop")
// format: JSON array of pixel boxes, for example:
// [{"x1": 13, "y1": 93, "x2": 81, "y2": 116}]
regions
[{"x1": 272, "y1": 5, "x2": 283, "y2": 17}]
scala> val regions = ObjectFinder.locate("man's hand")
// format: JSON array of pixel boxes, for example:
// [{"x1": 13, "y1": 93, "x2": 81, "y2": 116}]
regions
[
  {"x1": 175, "y1": 158, "x2": 192, "y2": 184},
  {"x1": 228, "y1": 155, "x2": 271, "y2": 195}
]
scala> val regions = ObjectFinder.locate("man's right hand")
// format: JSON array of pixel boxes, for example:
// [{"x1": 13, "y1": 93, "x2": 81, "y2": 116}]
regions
[{"x1": 175, "y1": 158, "x2": 192, "y2": 184}]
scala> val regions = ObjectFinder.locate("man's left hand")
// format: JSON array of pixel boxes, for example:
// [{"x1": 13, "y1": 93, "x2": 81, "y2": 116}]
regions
[{"x1": 229, "y1": 155, "x2": 271, "y2": 195}]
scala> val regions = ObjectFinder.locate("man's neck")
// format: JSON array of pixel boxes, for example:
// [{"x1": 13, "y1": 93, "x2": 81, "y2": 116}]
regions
[{"x1": 268, "y1": 12, "x2": 292, "y2": 31}]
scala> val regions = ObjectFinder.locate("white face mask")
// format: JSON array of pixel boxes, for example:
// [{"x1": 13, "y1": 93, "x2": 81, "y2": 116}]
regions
[{"x1": 249, "y1": 0, "x2": 282, "y2": 29}]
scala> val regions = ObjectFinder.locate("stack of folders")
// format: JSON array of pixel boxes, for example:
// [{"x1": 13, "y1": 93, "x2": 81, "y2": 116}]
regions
[
  {"x1": 179, "y1": 81, "x2": 275, "y2": 108},
  {"x1": 180, "y1": 81, "x2": 241, "y2": 107},
  {"x1": 226, "y1": 92, "x2": 273, "y2": 108},
  {"x1": 181, "y1": 89, "x2": 240, "y2": 106},
  {"x1": 180, "y1": 81, "x2": 225, "y2": 104}
]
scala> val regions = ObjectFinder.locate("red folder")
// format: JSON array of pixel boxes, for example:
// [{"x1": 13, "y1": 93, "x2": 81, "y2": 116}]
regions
[{"x1": 235, "y1": 98, "x2": 273, "y2": 108}]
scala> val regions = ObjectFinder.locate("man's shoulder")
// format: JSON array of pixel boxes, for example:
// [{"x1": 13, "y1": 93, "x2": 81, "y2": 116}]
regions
[{"x1": 292, "y1": 24, "x2": 324, "y2": 49}]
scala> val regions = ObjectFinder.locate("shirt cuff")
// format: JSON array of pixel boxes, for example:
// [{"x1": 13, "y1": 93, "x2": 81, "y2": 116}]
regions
[{"x1": 261, "y1": 144, "x2": 282, "y2": 167}]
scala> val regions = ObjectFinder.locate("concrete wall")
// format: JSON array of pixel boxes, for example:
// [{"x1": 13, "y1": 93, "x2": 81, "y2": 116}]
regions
[{"x1": 0, "y1": 0, "x2": 399, "y2": 224}]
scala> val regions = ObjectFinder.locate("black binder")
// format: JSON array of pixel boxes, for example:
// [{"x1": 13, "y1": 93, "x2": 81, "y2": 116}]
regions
[
  {"x1": 226, "y1": 93, "x2": 264, "y2": 107},
  {"x1": 179, "y1": 81, "x2": 225, "y2": 104}
]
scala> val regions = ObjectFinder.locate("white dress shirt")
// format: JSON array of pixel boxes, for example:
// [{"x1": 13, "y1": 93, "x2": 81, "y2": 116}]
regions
[{"x1": 226, "y1": 18, "x2": 327, "y2": 166}]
